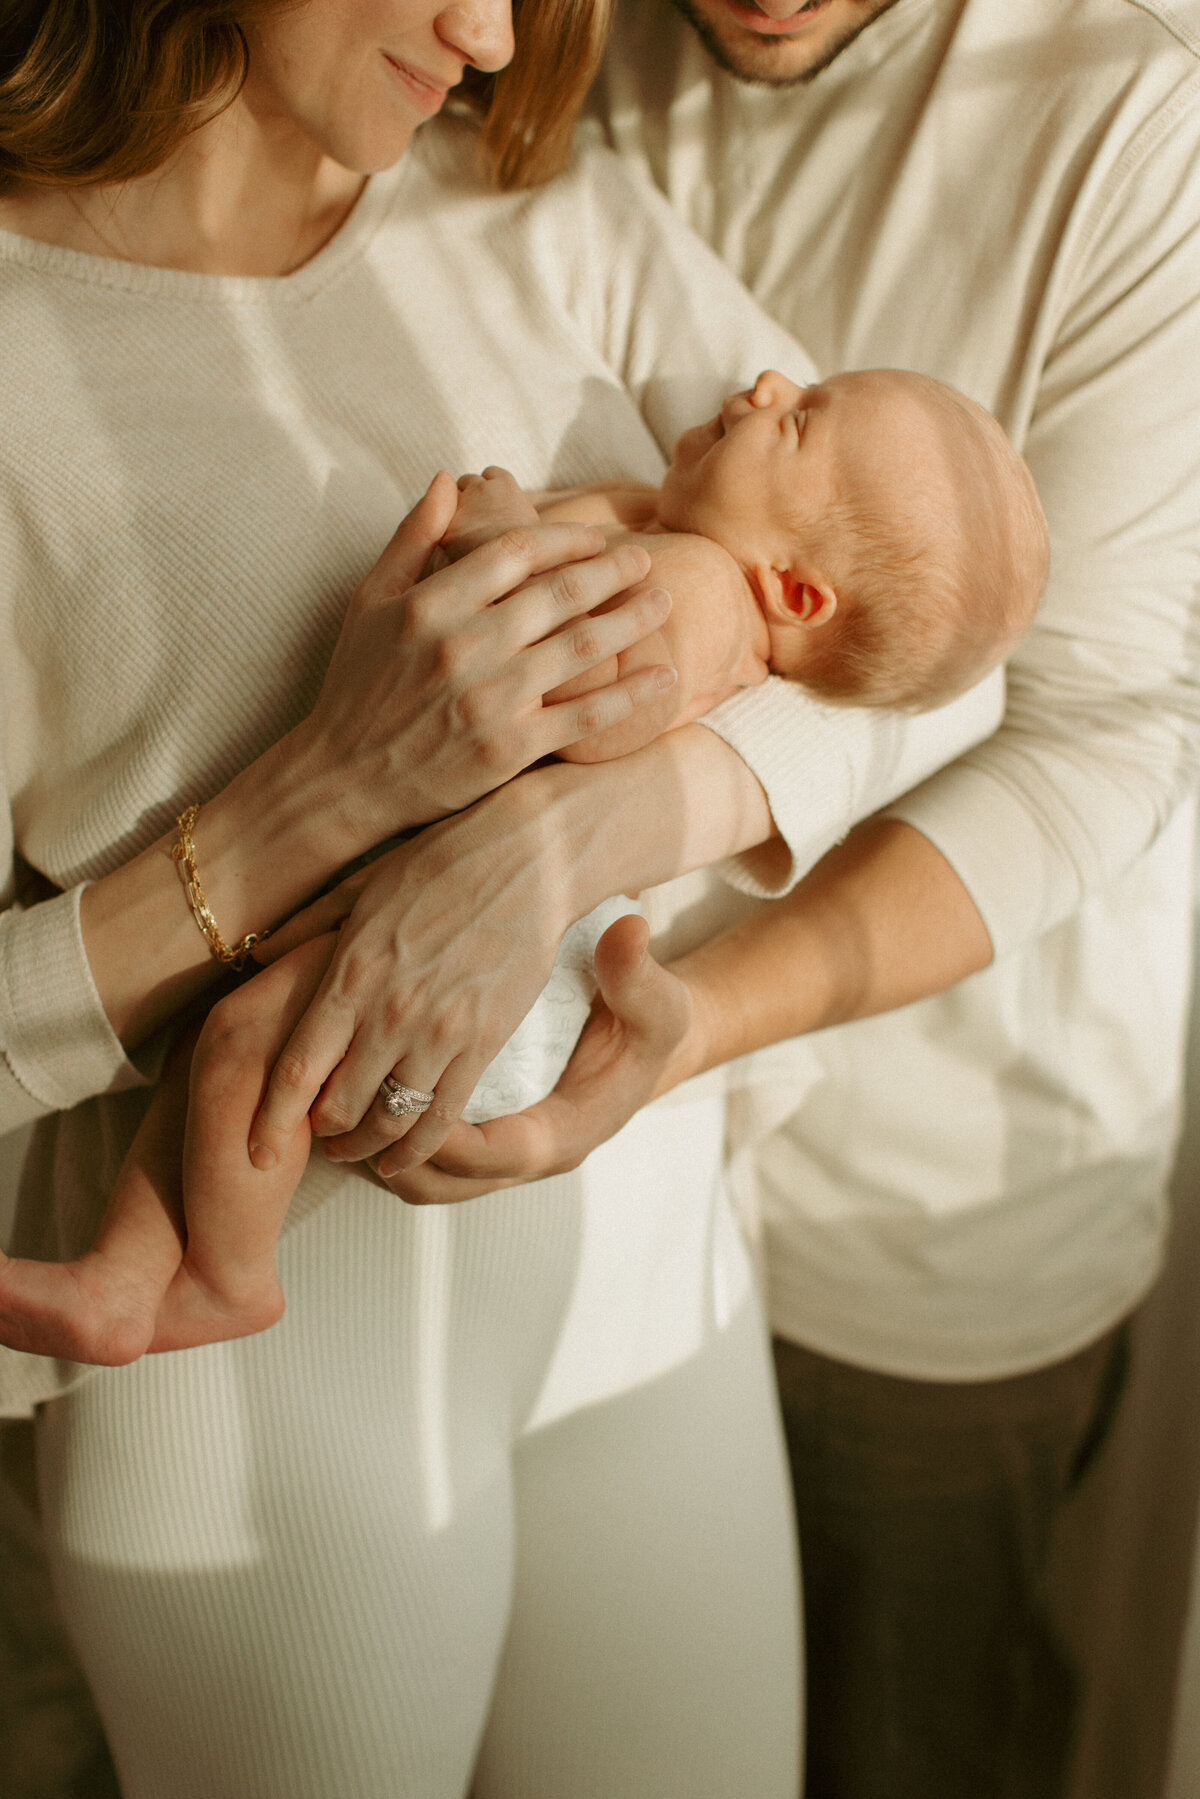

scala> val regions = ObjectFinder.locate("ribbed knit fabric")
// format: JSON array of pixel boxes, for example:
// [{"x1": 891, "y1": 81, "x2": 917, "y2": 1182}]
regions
[
  {"x1": 38, "y1": 1089, "x2": 801, "y2": 1798},
  {"x1": 0, "y1": 120, "x2": 996, "y2": 1415}
]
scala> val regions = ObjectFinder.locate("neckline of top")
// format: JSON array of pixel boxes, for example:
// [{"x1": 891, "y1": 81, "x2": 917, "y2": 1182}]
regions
[{"x1": 0, "y1": 156, "x2": 412, "y2": 303}]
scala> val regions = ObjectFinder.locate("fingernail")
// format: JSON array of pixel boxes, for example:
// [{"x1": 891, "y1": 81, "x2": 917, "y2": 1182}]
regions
[
  {"x1": 248, "y1": 1142, "x2": 278, "y2": 1171},
  {"x1": 645, "y1": 587, "x2": 671, "y2": 614},
  {"x1": 654, "y1": 665, "x2": 678, "y2": 689}
]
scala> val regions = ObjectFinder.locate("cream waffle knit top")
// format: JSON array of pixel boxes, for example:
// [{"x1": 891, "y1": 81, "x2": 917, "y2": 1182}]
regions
[{"x1": 0, "y1": 119, "x2": 996, "y2": 1411}]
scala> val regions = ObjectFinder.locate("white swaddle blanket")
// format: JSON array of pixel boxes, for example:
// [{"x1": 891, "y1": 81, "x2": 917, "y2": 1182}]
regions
[{"x1": 462, "y1": 895, "x2": 644, "y2": 1124}]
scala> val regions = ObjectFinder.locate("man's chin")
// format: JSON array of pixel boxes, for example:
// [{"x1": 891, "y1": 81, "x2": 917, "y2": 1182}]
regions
[{"x1": 666, "y1": 0, "x2": 897, "y2": 86}]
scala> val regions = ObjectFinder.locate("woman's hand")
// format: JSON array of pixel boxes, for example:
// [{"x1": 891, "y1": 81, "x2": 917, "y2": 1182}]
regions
[
  {"x1": 369, "y1": 914, "x2": 700, "y2": 1202},
  {"x1": 245, "y1": 773, "x2": 593, "y2": 1173},
  {"x1": 293, "y1": 470, "x2": 675, "y2": 846}
]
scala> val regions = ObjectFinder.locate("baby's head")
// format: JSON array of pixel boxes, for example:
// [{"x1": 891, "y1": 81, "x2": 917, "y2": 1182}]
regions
[{"x1": 658, "y1": 368, "x2": 1049, "y2": 711}]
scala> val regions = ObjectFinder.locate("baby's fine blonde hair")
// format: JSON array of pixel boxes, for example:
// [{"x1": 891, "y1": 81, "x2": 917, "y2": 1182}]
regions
[{"x1": 798, "y1": 376, "x2": 1049, "y2": 712}]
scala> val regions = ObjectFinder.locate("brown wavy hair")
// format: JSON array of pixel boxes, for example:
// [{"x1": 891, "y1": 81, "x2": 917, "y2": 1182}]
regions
[{"x1": 0, "y1": 0, "x2": 610, "y2": 195}]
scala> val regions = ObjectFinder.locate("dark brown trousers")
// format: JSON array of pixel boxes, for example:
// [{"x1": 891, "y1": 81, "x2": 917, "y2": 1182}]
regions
[{"x1": 773, "y1": 1324, "x2": 1131, "y2": 1799}]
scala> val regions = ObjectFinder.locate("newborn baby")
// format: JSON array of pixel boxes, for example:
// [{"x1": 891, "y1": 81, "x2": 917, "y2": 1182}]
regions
[
  {"x1": 0, "y1": 368, "x2": 1047, "y2": 1366},
  {"x1": 542, "y1": 365, "x2": 1049, "y2": 754},
  {"x1": 395, "y1": 366, "x2": 1048, "y2": 1119}
]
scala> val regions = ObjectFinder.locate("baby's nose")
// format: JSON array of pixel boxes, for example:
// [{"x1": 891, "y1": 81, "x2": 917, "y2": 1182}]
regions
[
  {"x1": 721, "y1": 390, "x2": 758, "y2": 428},
  {"x1": 752, "y1": 369, "x2": 803, "y2": 408}
]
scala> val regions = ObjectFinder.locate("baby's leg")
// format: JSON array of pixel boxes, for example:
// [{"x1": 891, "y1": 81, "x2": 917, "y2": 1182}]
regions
[
  {"x1": 148, "y1": 935, "x2": 336, "y2": 1354},
  {"x1": 0, "y1": 1033, "x2": 195, "y2": 1365}
]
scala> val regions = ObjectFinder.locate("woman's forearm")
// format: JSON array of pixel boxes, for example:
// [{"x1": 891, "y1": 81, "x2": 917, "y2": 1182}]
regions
[
  {"x1": 77, "y1": 487, "x2": 680, "y2": 1053},
  {"x1": 81, "y1": 724, "x2": 365, "y2": 1050},
  {"x1": 663, "y1": 816, "x2": 993, "y2": 1086}
]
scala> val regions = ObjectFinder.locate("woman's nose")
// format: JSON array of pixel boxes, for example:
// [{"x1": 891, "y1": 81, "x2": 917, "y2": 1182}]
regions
[{"x1": 437, "y1": 0, "x2": 515, "y2": 72}]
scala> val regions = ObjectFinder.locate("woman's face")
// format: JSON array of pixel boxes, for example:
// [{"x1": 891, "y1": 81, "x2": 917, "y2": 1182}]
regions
[{"x1": 243, "y1": 0, "x2": 516, "y2": 171}]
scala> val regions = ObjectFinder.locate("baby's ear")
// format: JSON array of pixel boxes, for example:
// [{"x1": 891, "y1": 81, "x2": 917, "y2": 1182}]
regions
[{"x1": 766, "y1": 566, "x2": 839, "y2": 629}]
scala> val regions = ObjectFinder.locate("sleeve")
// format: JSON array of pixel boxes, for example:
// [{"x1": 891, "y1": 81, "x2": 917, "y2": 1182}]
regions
[
  {"x1": 0, "y1": 572, "x2": 146, "y2": 1137},
  {"x1": 885, "y1": 94, "x2": 1200, "y2": 957},
  {"x1": 700, "y1": 670, "x2": 1005, "y2": 896},
  {"x1": 562, "y1": 144, "x2": 1006, "y2": 892},
  {"x1": 0, "y1": 887, "x2": 144, "y2": 1135}
]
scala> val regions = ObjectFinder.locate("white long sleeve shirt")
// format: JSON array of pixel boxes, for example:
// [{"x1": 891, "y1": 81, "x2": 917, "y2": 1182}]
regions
[
  {"x1": 0, "y1": 124, "x2": 996, "y2": 1413},
  {"x1": 595, "y1": 0, "x2": 1200, "y2": 1377}
]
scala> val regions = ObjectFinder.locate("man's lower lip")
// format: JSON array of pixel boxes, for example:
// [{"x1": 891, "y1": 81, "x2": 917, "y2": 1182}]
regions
[
  {"x1": 384, "y1": 54, "x2": 450, "y2": 110},
  {"x1": 725, "y1": 0, "x2": 836, "y2": 33}
]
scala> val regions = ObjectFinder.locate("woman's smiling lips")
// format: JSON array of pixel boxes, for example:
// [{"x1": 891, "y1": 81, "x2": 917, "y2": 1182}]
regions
[{"x1": 382, "y1": 51, "x2": 457, "y2": 113}]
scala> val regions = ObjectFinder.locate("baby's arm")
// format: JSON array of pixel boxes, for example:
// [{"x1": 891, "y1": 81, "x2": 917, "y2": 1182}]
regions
[{"x1": 532, "y1": 481, "x2": 661, "y2": 530}]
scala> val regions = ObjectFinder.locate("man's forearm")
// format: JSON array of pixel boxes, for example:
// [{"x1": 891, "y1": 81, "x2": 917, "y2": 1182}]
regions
[{"x1": 665, "y1": 816, "x2": 992, "y2": 1084}]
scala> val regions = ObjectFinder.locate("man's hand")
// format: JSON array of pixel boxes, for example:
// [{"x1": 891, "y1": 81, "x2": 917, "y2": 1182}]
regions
[{"x1": 370, "y1": 914, "x2": 699, "y2": 1201}]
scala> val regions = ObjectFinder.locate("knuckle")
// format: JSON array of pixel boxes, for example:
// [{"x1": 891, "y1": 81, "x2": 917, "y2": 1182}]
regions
[
  {"x1": 311, "y1": 1095, "x2": 356, "y2": 1134},
  {"x1": 552, "y1": 566, "x2": 589, "y2": 612},
  {"x1": 195, "y1": 1000, "x2": 251, "y2": 1064},
  {"x1": 568, "y1": 621, "x2": 603, "y2": 665},
  {"x1": 450, "y1": 684, "x2": 490, "y2": 735},
  {"x1": 477, "y1": 730, "x2": 518, "y2": 777},
  {"x1": 430, "y1": 634, "x2": 471, "y2": 687},
  {"x1": 382, "y1": 993, "x2": 413, "y2": 1036},
  {"x1": 327, "y1": 946, "x2": 372, "y2": 1001},
  {"x1": 402, "y1": 590, "x2": 435, "y2": 635},
  {"x1": 570, "y1": 695, "x2": 612, "y2": 738},
  {"x1": 270, "y1": 1047, "x2": 317, "y2": 1096},
  {"x1": 498, "y1": 525, "x2": 537, "y2": 563}
]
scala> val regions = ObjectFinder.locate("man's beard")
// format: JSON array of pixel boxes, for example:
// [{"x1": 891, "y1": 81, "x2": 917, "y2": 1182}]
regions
[{"x1": 666, "y1": 0, "x2": 900, "y2": 86}]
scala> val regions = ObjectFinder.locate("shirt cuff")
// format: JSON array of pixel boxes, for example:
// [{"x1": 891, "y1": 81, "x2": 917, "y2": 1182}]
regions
[
  {"x1": 698, "y1": 678, "x2": 865, "y2": 896},
  {"x1": 699, "y1": 670, "x2": 1006, "y2": 899},
  {"x1": 0, "y1": 885, "x2": 146, "y2": 1124}
]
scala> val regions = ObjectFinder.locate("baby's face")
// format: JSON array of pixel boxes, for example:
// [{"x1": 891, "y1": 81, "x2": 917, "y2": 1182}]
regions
[
  {"x1": 658, "y1": 370, "x2": 836, "y2": 570},
  {"x1": 660, "y1": 368, "x2": 955, "y2": 571}
]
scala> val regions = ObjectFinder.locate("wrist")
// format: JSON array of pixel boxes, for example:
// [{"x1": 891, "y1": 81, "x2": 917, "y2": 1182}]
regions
[{"x1": 503, "y1": 759, "x2": 641, "y2": 926}]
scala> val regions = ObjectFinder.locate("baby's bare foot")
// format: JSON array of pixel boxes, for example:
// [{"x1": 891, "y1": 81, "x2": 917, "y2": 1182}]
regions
[
  {"x1": 0, "y1": 1251, "x2": 163, "y2": 1366},
  {"x1": 439, "y1": 465, "x2": 541, "y2": 563}
]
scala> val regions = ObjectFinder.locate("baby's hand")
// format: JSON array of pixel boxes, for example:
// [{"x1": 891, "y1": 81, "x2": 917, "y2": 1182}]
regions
[{"x1": 436, "y1": 467, "x2": 541, "y2": 565}]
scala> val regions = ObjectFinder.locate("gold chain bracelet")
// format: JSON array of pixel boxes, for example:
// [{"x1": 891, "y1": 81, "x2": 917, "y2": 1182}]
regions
[{"x1": 171, "y1": 804, "x2": 270, "y2": 970}]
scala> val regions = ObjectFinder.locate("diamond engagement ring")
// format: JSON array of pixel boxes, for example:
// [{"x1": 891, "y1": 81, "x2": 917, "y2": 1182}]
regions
[{"x1": 378, "y1": 1075, "x2": 435, "y2": 1119}]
